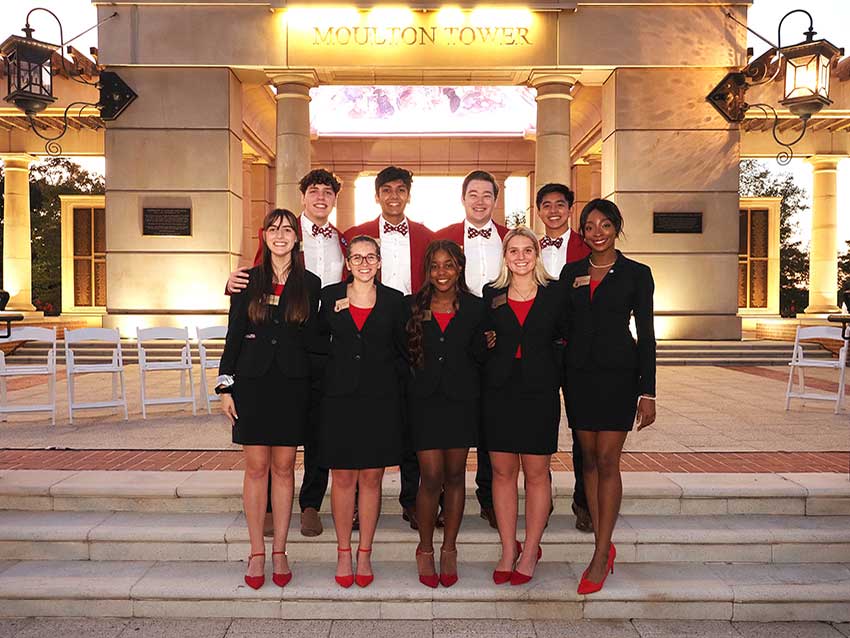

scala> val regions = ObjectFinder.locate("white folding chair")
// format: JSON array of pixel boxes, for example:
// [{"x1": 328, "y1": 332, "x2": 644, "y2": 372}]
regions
[
  {"x1": 785, "y1": 325, "x2": 848, "y2": 414},
  {"x1": 196, "y1": 325, "x2": 227, "y2": 414},
  {"x1": 137, "y1": 326, "x2": 197, "y2": 419},
  {"x1": 65, "y1": 327, "x2": 129, "y2": 424},
  {"x1": 0, "y1": 327, "x2": 58, "y2": 425}
]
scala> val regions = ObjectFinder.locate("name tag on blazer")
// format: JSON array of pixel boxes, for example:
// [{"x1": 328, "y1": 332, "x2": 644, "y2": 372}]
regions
[
  {"x1": 491, "y1": 293, "x2": 507, "y2": 309},
  {"x1": 334, "y1": 297, "x2": 350, "y2": 312},
  {"x1": 263, "y1": 294, "x2": 280, "y2": 306},
  {"x1": 573, "y1": 275, "x2": 591, "y2": 288},
  {"x1": 422, "y1": 310, "x2": 432, "y2": 321}
]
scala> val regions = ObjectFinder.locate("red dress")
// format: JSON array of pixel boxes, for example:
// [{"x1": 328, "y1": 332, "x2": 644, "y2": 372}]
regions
[
  {"x1": 433, "y1": 310, "x2": 455, "y2": 332},
  {"x1": 507, "y1": 297, "x2": 534, "y2": 358},
  {"x1": 589, "y1": 278, "x2": 601, "y2": 301},
  {"x1": 349, "y1": 304, "x2": 373, "y2": 331}
]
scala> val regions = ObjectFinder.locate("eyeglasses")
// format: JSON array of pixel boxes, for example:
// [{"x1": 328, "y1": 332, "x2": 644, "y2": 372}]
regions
[{"x1": 348, "y1": 253, "x2": 380, "y2": 265}]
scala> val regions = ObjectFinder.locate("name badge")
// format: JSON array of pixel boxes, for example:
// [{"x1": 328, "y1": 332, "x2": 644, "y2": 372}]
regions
[
  {"x1": 263, "y1": 294, "x2": 280, "y2": 306},
  {"x1": 422, "y1": 310, "x2": 432, "y2": 321},
  {"x1": 573, "y1": 275, "x2": 591, "y2": 288},
  {"x1": 491, "y1": 293, "x2": 507, "y2": 309},
  {"x1": 334, "y1": 297, "x2": 350, "y2": 312}
]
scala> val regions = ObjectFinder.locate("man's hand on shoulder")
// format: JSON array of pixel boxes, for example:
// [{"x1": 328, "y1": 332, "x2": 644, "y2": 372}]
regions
[{"x1": 227, "y1": 267, "x2": 251, "y2": 294}]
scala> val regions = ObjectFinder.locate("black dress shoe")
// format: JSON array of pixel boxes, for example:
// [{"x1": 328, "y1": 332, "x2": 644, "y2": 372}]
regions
[
  {"x1": 572, "y1": 502, "x2": 593, "y2": 533},
  {"x1": 402, "y1": 506, "x2": 419, "y2": 530},
  {"x1": 479, "y1": 506, "x2": 497, "y2": 529}
]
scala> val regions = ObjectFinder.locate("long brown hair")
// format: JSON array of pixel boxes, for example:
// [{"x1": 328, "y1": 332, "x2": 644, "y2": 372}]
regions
[
  {"x1": 406, "y1": 240, "x2": 468, "y2": 369},
  {"x1": 247, "y1": 209, "x2": 310, "y2": 325}
]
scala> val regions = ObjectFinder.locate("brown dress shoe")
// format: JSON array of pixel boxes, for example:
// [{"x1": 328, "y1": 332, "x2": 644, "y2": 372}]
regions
[
  {"x1": 572, "y1": 502, "x2": 593, "y2": 533},
  {"x1": 263, "y1": 512, "x2": 274, "y2": 537},
  {"x1": 479, "y1": 506, "x2": 497, "y2": 529},
  {"x1": 402, "y1": 506, "x2": 419, "y2": 530},
  {"x1": 300, "y1": 507, "x2": 323, "y2": 537}
]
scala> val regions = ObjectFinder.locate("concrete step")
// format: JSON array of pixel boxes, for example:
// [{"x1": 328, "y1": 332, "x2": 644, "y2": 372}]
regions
[
  {"x1": 2, "y1": 510, "x2": 849, "y2": 565},
  {"x1": 1, "y1": 471, "x2": 848, "y2": 516},
  {"x1": 0, "y1": 558, "x2": 847, "y2": 621}
]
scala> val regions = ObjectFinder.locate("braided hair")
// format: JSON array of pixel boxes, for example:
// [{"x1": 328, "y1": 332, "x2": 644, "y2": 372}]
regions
[{"x1": 407, "y1": 240, "x2": 468, "y2": 369}]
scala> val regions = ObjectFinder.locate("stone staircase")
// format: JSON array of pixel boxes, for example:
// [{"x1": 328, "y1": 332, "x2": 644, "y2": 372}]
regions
[
  {"x1": 0, "y1": 469, "x2": 848, "y2": 621},
  {"x1": 3, "y1": 340, "x2": 835, "y2": 366}
]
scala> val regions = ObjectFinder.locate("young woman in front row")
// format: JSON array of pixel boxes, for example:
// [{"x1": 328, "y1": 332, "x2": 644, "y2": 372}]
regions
[
  {"x1": 317, "y1": 235, "x2": 409, "y2": 588},
  {"x1": 217, "y1": 209, "x2": 321, "y2": 589},
  {"x1": 482, "y1": 227, "x2": 567, "y2": 586},
  {"x1": 560, "y1": 198, "x2": 656, "y2": 595},
  {"x1": 405, "y1": 240, "x2": 489, "y2": 588}
]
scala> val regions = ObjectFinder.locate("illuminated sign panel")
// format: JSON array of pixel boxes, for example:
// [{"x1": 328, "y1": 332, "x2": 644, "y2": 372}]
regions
[{"x1": 285, "y1": 8, "x2": 556, "y2": 67}]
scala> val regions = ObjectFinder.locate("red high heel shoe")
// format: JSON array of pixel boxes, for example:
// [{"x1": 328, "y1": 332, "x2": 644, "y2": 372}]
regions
[
  {"x1": 272, "y1": 550, "x2": 292, "y2": 587},
  {"x1": 416, "y1": 547, "x2": 439, "y2": 589},
  {"x1": 335, "y1": 546, "x2": 354, "y2": 588},
  {"x1": 577, "y1": 543, "x2": 616, "y2": 595},
  {"x1": 493, "y1": 540, "x2": 523, "y2": 584},
  {"x1": 244, "y1": 552, "x2": 265, "y2": 590},
  {"x1": 439, "y1": 547, "x2": 458, "y2": 588},
  {"x1": 510, "y1": 544, "x2": 543, "y2": 585},
  {"x1": 355, "y1": 546, "x2": 374, "y2": 587}
]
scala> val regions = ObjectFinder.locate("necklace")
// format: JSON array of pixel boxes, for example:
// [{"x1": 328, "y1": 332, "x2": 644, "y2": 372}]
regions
[
  {"x1": 510, "y1": 284, "x2": 536, "y2": 301},
  {"x1": 589, "y1": 257, "x2": 616, "y2": 268}
]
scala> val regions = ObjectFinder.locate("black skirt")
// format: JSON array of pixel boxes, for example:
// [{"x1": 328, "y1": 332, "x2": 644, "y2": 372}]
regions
[
  {"x1": 482, "y1": 360, "x2": 560, "y2": 455},
  {"x1": 318, "y1": 393, "x2": 403, "y2": 469},
  {"x1": 409, "y1": 393, "x2": 478, "y2": 452},
  {"x1": 565, "y1": 367, "x2": 638, "y2": 431},
  {"x1": 231, "y1": 363, "x2": 309, "y2": 446}
]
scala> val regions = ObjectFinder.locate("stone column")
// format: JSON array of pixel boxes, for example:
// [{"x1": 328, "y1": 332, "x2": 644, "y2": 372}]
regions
[
  {"x1": 601, "y1": 68, "x2": 741, "y2": 339},
  {"x1": 270, "y1": 71, "x2": 317, "y2": 211},
  {"x1": 805, "y1": 155, "x2": 843, "y2": 314},
  {"x1": 529, "y1": 72, "x2": 575, "y2": 235},
  {"x1": 240, "y1": 154, "x2": 257, "y2": 268},
  {"x1": 334, "y1": 171, "x2": 359, "y2": 232},
  {"x1": 1, "y1": 154, "x2": 36, "y2": 310},
  {"x1": 574, "y1": 153, "x2": 602, "y2": 233}
]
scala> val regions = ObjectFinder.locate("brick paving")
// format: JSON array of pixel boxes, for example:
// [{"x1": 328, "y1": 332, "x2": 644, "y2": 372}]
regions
[{"x1": 0, "y1": 448, "x2": 846, "y2": 473}]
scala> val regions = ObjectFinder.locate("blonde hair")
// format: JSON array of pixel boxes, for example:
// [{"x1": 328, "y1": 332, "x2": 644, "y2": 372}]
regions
[{"x1": 490, "y1": 226, "x2": 553, "y2": 289}]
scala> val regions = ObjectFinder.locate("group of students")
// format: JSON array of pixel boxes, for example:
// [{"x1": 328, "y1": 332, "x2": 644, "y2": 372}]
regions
[{"x1": 215, "y1": 166, "x2": 657, "y2": 595}]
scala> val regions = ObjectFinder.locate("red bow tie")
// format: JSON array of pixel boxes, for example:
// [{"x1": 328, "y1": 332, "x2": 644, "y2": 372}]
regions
[
  {"x1": 383, "y1": 221, "x2": 409, "y2": 236},
  {"x1": 467, "y1": 227, "x2": 492, "y2": 239},
  {"x1": 311, "y1": 224, "x2": 333, "y2": 239},
  {"x1": 540, "y1": 236, "x2": 563, "y2": 249}
]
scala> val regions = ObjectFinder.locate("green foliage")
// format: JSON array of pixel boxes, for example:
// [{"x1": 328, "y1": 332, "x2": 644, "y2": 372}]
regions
[
  {"x1": 739, "y1": 159, "x2": 809, "y2": 316},
  {"x1": 0, "y1": 158, "x2": 104, "y2": 314}
]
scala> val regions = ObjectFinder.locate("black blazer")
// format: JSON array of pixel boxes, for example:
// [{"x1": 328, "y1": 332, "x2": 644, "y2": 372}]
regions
[
  {"x1": 318, "y1": 280, "x2": 409, "y2": 398},
  {"x1": 405, "y1": 291, "x2": 488, "y2": 400},
  {"x1": 219, "y1": 267, "x2": 321, "y2": 379},
  {"x1": 481, "y1": 281, "x2": 568, "y2": 392},
  {"x1": 559, "y1": 251, "x2": 656, "y2": 395}
]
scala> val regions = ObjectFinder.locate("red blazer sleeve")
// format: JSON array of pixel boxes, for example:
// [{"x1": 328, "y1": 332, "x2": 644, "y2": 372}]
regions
[
  {"x1": 408, "y1": 221, "x2": 436, "y2": 292},
  {"x1": 343, "y1": 218, "x2": 380, "y2": 244},
  {"x1": 566, "y1": 231, "x2": 591, "y2": 263},
  {"x1": 494, "y1": 222, "x2": 509, "y2": 240},
  {"x1": 434, "y1": 222, "x2": 464, "y2": 246}
]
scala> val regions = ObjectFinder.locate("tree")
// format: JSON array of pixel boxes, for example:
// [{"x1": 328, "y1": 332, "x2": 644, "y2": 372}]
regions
[
  {"x1": 739, "y1": 159, "x2": 809, "y2": 316},
  {"x1": 0, "y1": 158, "x2": 105, "y2": 314}
]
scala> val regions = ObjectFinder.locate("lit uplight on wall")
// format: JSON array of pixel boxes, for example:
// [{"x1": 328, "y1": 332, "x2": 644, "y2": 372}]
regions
[
  {"x1": 435, "y1": 6, "x2": 464, "y2": 28},
  {"x1": 284, "y1": 5, "x2": 360, "y2": 28},
  {"x1": 469, "y1": 8, "x2": 533, "y2": 28},
  {"x1": 367, "y1": 6, "x2": 415, "y2": 27}
]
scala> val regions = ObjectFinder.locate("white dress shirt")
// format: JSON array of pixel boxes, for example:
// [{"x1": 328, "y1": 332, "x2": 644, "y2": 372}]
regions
[
  {"x1": 300, "y1": 213, "x2": 344, "y2": 287},
  {"x1": 463, "y1": 220, "x2": 502, "y2": 297},
  {"x1": 378, "y1": 216, "x2": 412, "y2": 294},
  {"x1": 541, "y1": 228, "x2": 573, "y2": 278}
]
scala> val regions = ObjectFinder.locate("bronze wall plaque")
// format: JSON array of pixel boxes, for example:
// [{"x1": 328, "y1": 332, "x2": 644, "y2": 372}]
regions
[
  {"x1": 143, "y1": 207, "x2": 192, "y2": 236},
  {"x1": 653, "y1": 212, "x2": 703, "y2": 234}
]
